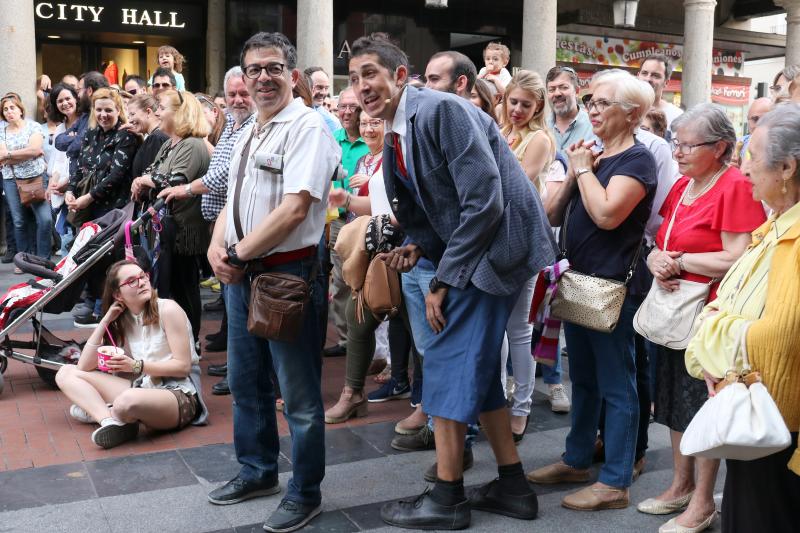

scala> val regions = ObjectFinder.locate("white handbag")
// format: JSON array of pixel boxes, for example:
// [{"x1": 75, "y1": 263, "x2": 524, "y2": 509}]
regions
[
  {"x1": 680, "y1": 326, "x2": 791, "y2": 461},
  {"x1": 633, "y1": 186, "x2": 712, "y2": 349}
]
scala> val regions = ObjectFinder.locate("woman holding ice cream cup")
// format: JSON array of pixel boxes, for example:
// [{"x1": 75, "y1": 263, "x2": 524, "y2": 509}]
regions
[{"x1": 56, "y1": 260, "x2": 207, "y2": 449}]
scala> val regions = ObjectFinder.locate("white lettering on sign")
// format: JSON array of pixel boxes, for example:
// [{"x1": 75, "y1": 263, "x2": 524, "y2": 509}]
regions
[
  {"x1": 120, "y1": 8, "x2": 186, "y2": 28},
  {"x1": 35, "y1": 3, "x2": 186, "y2": 28},
  {"x1": 337, "y1": 40, "x2": 351, "y2": 59},
  {"x1": 711, "y1": 85, "x2": 747, "y2": 99}
]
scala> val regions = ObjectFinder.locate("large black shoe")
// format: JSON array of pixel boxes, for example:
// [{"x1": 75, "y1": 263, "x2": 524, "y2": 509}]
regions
[
  {"x1": 207, "y1": 363, "x2": 227, "y2": 377},
  {"x1": 381, "y1": 488, "x2": 470, "y2": 530},
  {"x1": 322, "y1": 344, "x2": 346, "y2": 357},
  {"x1": 424, "y1": 448, "x2": 474, "y2": 483},
  {"x1": 203, "y1": 296, "x2": 225, "y2": 312},
  {"x1": 391, "y1": 425, "x2": 435, "y2": 452},
  {"x1": 263, "y1": 499, "x2": 322, "y2": 532},
  {"x1": 1, "y1": 249, "x2": 15, "y2": 264},
  {"x1": 207, "y1": 476, "x2": 280, "y2": 505},
  {"x1": 468, "y1": 478, "x2": 538, "y2": 520},
  {"x1": 212, "y1": 378, "x2": 230, "y2": 395},
  {"x1": 205, "y1": 330, "x2": 223, "y2": 342},
  {"x1": 206, "y1": 335, "x2": 227, "y2": 352}
]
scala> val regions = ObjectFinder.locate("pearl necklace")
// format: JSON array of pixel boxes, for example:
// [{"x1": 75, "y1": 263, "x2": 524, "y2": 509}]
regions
[{"x1": 686, "y1": 165, "x2": 728, "y2": 201}]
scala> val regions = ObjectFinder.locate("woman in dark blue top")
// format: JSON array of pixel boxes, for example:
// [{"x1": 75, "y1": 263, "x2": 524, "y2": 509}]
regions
[{"x1": 528, "y1": 70, "x2": 657, "y2": 510}]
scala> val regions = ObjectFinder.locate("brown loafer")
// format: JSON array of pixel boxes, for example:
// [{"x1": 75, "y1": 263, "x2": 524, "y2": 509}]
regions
[
  {"x1": 561, "y1": 484, "x2": 629, "y2": 511},
  {"x1": 526, "y1": 462, "x2": 591, "y2": 484}
]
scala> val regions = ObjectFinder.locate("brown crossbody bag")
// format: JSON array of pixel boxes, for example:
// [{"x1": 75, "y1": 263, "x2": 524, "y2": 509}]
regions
[{"x1": 231, "y1": 130, "x2": 315, "y2": 343}]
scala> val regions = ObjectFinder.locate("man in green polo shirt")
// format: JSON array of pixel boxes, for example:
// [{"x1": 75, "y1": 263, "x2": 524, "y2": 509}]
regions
[{"x1": 325, "y1": 87, "x2": 369, "y2": 357}]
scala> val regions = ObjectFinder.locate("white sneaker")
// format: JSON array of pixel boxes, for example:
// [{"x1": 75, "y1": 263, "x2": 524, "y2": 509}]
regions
[
  {"x1": 91, "y1": 418, "x2": 139, "y2": 449},
  {"x1": 549, "y1": 384, "x2": 571, "y2": 413},
  {"x1": 69, "y1": 404, "x2": 95, "y2": 424}
]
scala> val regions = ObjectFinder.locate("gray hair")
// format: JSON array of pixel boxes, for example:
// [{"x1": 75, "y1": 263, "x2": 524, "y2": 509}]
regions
[
  {"x1": 671, "y1": 103, "x2": 737, "y2": 163},
  {"x1": 223, "y1": 66, "x2": 243, "y2": 92},
  {"x1": 590, "y1": 69, "x2": 654, "y2": 129},
  {"x1": 755, "y1": 103, "x2": 800, "y2": 182},
  {"x1": 773, "y1": 64, "x2": 800, "y2": 86}
]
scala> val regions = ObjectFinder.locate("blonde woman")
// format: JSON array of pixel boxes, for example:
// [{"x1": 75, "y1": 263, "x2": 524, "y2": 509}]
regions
[
  {"x1": 497, "y1": 70, "x2": 561, "y2": 441},
  {"x1": 502, "y1": 70, "x2": 558, "y2": 194},
  {"x1": 130, "y1": 90, "x2": 210, "y2": 342}
]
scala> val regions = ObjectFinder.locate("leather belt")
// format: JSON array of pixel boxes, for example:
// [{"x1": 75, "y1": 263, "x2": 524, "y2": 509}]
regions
[{"x1": 254, "y1": 246, "x2": 317, "y2": 268}]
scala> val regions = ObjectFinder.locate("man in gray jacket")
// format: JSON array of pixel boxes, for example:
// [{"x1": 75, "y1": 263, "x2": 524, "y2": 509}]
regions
[{"x1": 349, "y1": 34, "x2": 557, "y2": 530}]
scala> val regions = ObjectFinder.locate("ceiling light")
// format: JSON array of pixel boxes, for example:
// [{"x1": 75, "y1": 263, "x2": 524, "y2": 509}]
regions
[
  {"x1": 132, "y1": 40, "x2": 145, "y2": 44},
  {"x1": 47, "y1": 35, "x2": 61, "y2": 39}
]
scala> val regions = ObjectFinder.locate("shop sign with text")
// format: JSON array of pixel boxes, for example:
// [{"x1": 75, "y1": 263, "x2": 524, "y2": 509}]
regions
[
  {"x1": 34, "y1": 1, "x2": 202, "y2": 37},
  {"x1": 556, "y1": 33, "x2": 744, "y2": 77}
]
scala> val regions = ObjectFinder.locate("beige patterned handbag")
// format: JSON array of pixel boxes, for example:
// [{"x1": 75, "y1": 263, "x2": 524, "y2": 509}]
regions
[
  {"x1": 633, "y1": 186, "x2": 712, "y2": 349},
  {"x1": 550, "y1": 200, "x2": 642, "y2": 333}
]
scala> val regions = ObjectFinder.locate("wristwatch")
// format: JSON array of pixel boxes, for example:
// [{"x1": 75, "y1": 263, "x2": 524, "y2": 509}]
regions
[
  {"x1": 226, "y1": 244, "x2": 247, "y2": 269},
  {"x1": 184, "y1": 184, "x2": 194, "y2": 197},
  {"x1": 575, "y1": 167, "x2": 592, "y2": 178},
  {"x1": 429, "y1": 276, "x2": 449, "y2": 293},
  {"x1": 132, "y1": 359, "x2": 143, "y2": 376}
]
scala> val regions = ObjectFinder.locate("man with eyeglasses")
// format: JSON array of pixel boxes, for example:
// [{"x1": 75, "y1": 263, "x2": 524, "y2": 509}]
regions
[
  {"x1": 636, "y1": 53, "x2": 682, "y2": 129},
  {"x1": 123, "y1": 75, "x2": 146, "y2": 96},
  {"x1": 323, "y1": 87, "x2": 369, "y2": 358},
  {"x1": 150, "y1": 67, "x2": 176, "y2": 97},
  {"x1": 205, "y1": 32, "x2": 340, "y2": 533},
  {"x1": 303, "y1": 67, "x2": 340, "y2": 134},
  {"x1": 545, "y1": 66, "x2": 596, "y2": 152}
]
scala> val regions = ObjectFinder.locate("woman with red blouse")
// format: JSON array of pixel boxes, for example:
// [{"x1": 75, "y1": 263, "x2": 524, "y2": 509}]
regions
[{"x1": 637, "y1": 104, "x2": 766, "y2": 533}]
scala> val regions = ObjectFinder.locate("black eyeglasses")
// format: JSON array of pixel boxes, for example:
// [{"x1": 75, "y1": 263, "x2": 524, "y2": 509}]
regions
[
  {"x1": 128, "y1": 88, "x2": 139, "y2": 95},
  {"x1": 243, "y1": 62, "x2": 286, "y2": 79},
  {"x1": 152, "y1": 83, "x2": 173, "y2": 89}
]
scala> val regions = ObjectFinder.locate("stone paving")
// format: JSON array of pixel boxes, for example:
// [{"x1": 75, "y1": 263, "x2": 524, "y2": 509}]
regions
[{"x1": 0, "y1": 261, "x2": 726, "y2": 532}]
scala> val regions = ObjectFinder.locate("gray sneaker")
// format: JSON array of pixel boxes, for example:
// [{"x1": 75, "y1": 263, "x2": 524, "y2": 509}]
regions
[
  {"x1": 391, "y1": 425, "x2": 435, "y2": 452},
  {"x1": 263, "y1": 499, "x2": 321, "y2": 532}
]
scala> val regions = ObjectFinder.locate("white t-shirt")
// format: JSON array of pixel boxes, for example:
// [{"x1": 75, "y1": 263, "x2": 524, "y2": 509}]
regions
[
  {"x1": 368, "y1": 168, "x2": 392, "y2": 216},
  {"x1": 660, "y1": 101, "x2": 683, "y2": 129},
  {"x1": 478, "y1": 67, "x2": 513, "y2": 88},
  {"x1": 225, "y1": 98, "x2": 342, "y2": 253}
]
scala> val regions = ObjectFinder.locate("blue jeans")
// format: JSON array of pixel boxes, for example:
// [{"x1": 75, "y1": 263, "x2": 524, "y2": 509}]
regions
[
  {"x1": 403, "y1": 262, "x2": 479, "y2": 447},
  {"x1": 226, "y1": 257, "x2": 325, "y2": 506},
  {"x1": 3, "y1": 178, "x2": 52, "y2": 258},
  {"x1": 401, "y1": 262, "x2": 436, "y2": 357},
  {"x1": 563, "y1": 298, "x2": 639, "y2": 488}
]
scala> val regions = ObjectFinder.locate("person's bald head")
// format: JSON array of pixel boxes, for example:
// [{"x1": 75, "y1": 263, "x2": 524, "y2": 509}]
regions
[{"x1": 747, "y1": 97, "x2": 773, "y2": 133}]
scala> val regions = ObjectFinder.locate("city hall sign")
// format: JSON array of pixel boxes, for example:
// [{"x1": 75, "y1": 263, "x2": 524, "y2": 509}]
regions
[{"x1": 34, "y1": 1, "x2": 202, "y2": 36}]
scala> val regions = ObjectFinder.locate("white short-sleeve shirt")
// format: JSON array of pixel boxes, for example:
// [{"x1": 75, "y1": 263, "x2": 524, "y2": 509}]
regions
[{"x1": 225, "y1": 98, "x2": 342, "y2": 253}]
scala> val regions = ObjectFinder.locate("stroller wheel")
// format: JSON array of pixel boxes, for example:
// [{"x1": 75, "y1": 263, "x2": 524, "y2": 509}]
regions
[
  {"x1": 35, "y1": 366, "x2": 59, "y2": 389},
  {"x1": 0, "y1": 353, "x2": 7, "y2": 374}
]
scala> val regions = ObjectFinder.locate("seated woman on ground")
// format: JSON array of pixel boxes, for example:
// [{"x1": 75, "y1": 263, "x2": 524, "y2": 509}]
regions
[{"x1": 55, "y1": 260, "x2": 208, "y2": 449}]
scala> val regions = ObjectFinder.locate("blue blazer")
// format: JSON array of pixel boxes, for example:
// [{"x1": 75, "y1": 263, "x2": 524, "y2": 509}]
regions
[{"x1": 383, "y1": 86, "x2": 558, "y2": 296}]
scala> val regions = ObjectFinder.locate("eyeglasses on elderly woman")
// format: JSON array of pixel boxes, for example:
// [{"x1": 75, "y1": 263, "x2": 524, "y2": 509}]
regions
[{"x1": 581, "y1": 93, "x2": 637, "y2": 113}]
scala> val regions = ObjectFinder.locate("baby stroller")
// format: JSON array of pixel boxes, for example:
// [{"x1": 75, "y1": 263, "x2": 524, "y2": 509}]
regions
[{"x1": 0, "y1": 200, "x2": 164, "y2": 395}]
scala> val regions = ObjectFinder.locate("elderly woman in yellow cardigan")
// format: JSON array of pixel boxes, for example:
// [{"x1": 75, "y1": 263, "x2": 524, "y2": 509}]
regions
[{"x1": 685, "y1": 104, "x2": 800, "y2": 533}]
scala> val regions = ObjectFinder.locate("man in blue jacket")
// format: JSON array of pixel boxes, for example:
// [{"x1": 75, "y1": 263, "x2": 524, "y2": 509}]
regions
[{"x1": 348, "y1": 34, "x2": 557, "y2": 530}]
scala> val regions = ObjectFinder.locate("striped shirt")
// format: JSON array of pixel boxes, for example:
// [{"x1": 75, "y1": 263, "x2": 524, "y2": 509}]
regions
[
  {"x1": 224, "y1": 98, "x2": 340, "y2": 254},
  {"x1": 200, "y1": 112, "x2": 255, "y2": 221}
]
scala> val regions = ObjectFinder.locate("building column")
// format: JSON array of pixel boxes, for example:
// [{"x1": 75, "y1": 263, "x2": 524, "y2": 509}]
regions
[
  {"x1": 682, "y1": 0, "x2": 717, "y2": 109},
  {"x1": 296, "y1": 0, "x2": 333, "y2": 76},
  {"x1": 521, "y1": 0, "x2": 557, "y2": 76},
  {"x1": 777, "y1": 0, "x2": 800, "y2": 66},
  {"x1": 0, "y1": 0, "x2": 37, "y2": 116},
  {"x1": 206, "y1": 0, "x2": 226, "y2": 94}
]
